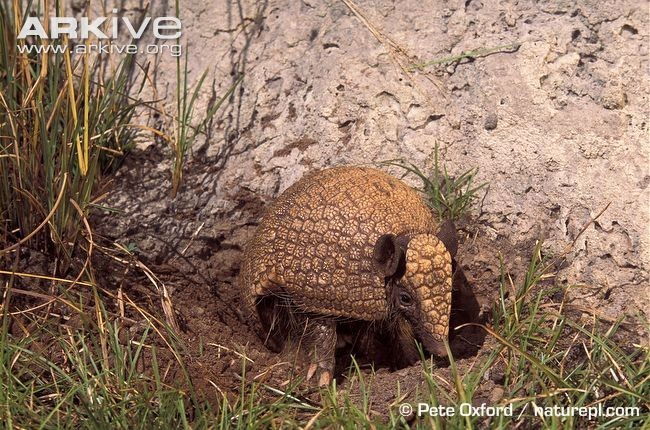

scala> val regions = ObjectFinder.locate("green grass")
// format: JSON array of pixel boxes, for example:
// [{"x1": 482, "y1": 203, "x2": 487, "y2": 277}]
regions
[
  {"x1": 170, "y1": 46, "x2": 241, "y2": 197},
  {"x1": 382, "y1": 145, "x2": 488, "y2": 221}
]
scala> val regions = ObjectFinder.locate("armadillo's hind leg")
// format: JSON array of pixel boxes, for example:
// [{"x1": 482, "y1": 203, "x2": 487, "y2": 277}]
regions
[{"x1": 301, "y1": 318, "x2": 336, "y2": 387}]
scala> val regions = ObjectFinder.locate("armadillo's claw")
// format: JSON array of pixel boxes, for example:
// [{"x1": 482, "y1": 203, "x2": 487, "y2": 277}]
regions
[
  {"x1": 306, "y1": 361, "x2": 332, "y2": 386},
  {"x1": 306, "y1": 362, "x2": 318, "y2": 381},
  {"x1": 318, "y1": 370, "x2": 332, "y2": 387}
]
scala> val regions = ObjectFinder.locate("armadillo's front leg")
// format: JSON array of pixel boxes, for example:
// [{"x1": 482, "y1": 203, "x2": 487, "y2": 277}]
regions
[{"x1": 303, "y1": 318, "x2": 336, "y2": 386}]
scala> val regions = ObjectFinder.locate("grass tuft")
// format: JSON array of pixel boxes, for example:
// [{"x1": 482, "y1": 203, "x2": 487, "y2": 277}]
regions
[
  {"x1": 0, "y1": 280, "x2": 199, "y2": 428},
  {"x1": 382, "y1": 144, "x2": 488, "y2": 221},
  {"x1": 170, "y1": 0, "x2": 243, "y2": 197},
  {"x1": 0, "y1": 0, "x2": 143, "y2": 269}
]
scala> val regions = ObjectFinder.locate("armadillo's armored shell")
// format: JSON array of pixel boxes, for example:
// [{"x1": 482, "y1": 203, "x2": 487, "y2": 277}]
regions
[{"x1": 240, "y1": 166, "x2": 439, "y2": 321}]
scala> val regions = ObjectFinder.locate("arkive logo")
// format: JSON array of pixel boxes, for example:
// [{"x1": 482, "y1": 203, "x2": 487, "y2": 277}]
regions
[{"x1": 17, "y1": 10, "x2": 181, "y2": 40}]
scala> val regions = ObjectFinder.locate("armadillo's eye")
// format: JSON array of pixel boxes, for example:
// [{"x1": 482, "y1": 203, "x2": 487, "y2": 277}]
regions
[{"x1": 398, "y1": 291, "x2": 413, "y2": 307}]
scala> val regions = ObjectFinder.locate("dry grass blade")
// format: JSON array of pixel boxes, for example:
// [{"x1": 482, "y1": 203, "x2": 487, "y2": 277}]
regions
[
  {"x1": 0, "y1": 173, "x2": 68, "y2": 256},
  {"x1": 340, "y1": 0, "x2": 405, "y2": 55},
  {"x1": 340, "y1": 0, "x2": 446, "y2": 99},
  {"x1": 1, "y1": 286, "x2": 81, "y2": 314},
  {"x1": 0, "y1": 270, "x2": 93, "y2": 288},
  {"x1": 207, "y1": 343, "x2": 254, "y2": 363}
]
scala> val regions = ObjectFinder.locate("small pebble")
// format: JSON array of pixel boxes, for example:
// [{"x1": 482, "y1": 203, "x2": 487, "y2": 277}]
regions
[
  {"x1": 601, "y1": 85, "x2": 627, "y2": 110},
  {"x1": 484, "y1": 112, "x2": 498, "y2": 130},
  {"x1": 490, "y1": 386, "x2": 505, "y2": 403}
]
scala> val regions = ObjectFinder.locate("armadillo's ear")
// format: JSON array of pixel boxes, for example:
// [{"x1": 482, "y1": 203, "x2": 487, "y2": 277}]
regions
[
  {"x1": 437, "y1": 219, "x2": 458, "y2": 258},
  {"x1": 373, "y1": 234, "x2": 402, "y2": 277}
]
